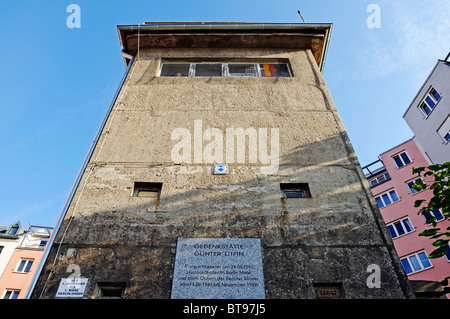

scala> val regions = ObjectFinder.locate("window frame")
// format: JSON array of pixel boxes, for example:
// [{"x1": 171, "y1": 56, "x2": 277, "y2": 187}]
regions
[
  {"x1": 392, "y1": 151, "x2": 412, "y2": 169},
  {"x1": 423, "y1": 208, "x2": 445, "y2": 225},
  {"x1": 406, "y1": 177, "x2": 425, "y2": 195},
  {"x1": 400, "y1": 251, "x2": 433, "y2": 275},
  {"x1": 159, "y1": 61, "x2": 292, "y2": 78},
  {"x1": 280, "y1": 183, "x2": 312, "y2": 199},
  {"x1": 418, "y1": 87, "x2": 441, "y2": 118},
  {"x1": 8, "y1": 224, "x2": 19, "y2": 236},
  {"x1": 15, "y1": 258, "x2": 34, "y2": 274},
  {"x1": 374, "y1": 189, "x2": 400, "y2": 208},
  {"x1": 2, "y1": 289, "x2": 20, "y2": 299},
  {"x1": 131, "y1": 182, "x2": 162, "y2": 198},
  {"x1": 369, "y1": 172, "x2": 391, "y2": 187},
  {"x1": 444, "y1": 131, "x2": 450, "y2": 144},
  {"x1": 386, "y1": 217, "x2": 414, "y2": 239}
]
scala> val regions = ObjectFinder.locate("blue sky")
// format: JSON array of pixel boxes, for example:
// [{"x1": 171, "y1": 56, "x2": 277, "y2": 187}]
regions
[{"x1": 1, "y1": 0, "x2": 449, "y2": 228}]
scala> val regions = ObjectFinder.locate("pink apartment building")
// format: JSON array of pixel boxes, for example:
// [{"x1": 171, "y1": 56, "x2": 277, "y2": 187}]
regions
[
  {"x1": 364, "y1": 138, "x2": 450, "y2": 298},
  {"x1": 0, "y1": 224, "x2": 52, "y2": 299}
]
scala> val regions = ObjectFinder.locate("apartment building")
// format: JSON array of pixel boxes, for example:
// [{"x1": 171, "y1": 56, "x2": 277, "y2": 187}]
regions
[
  {"x1": 0, "y1": 223, "x2": 52, "y2": 299},
  {"x1": 364, "y1": 138, "x2": 450, "y2": 298},
  {"x1": 403, "y1": 57, "x2": 450, "y2": 165}
]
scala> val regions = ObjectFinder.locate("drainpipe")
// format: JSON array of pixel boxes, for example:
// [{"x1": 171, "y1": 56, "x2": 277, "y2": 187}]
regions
[{"x1": 25, "y1": 48, "x2": 135, "y2": 299}]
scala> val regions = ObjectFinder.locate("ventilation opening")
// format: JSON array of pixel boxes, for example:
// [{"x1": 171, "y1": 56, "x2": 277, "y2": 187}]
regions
[
  {"x1": 280, "y1": 183, "x2": 311, "y2": 198},
  {"x1": 313, "y1": 283, "x2": 345, "y2": 299},
  {"x1": 95, "y1": 282, "x2": 126, "y2": 299},
  {"x1": 132, "y1": 182, "x2": 162, "y2": 197}
]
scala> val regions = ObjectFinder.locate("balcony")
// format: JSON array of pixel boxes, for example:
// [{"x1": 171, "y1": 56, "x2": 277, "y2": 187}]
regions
[{"x1": 362, "y1": 159, "x2": 391, "y2": 188}]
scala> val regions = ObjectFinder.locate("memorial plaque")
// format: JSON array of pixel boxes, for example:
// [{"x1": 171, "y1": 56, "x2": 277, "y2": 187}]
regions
[
  {"x1": 55, "y1": 278, "x2": 88, "y2": 298},
  {"x1": 171, "y1": 238, "x2": 265, "y2": 299}
]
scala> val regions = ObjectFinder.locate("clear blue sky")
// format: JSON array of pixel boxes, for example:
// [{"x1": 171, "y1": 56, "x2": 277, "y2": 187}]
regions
[{"x1": 1, "y1": 0, "x2": 449, "y2": 228}]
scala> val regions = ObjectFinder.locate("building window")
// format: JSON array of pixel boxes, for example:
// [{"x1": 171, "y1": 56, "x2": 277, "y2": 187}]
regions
[
  {"x1": 160, "y1": 62, "x2": 291, "y2": 78},
  {"x1": 437, "y1": 115, "x2": 450, "y2": 144},
  {"x1": 0, "y1": 246, "x2": 3, "y2": 254},
  {"x1": 400, "y1": 251, "x2": 432, "y2": 275},
  {"x1": 444, "y1": 132, "x2": 450, "y2": 143},
  {"x1": 280, "y1": 183, "x2": 311, "y2": 198},
  {"x1": 392, "y1": 151, "x2": 411, "y2": 168},
  {"x1": 375, "y1": 189, "x2": 400, "y2": 208},
  {"x1": 160, "y1": 63, "x2": 191, "y2": 77},
  {"x1": 132, "y1": 182, "x2": 162, "y2": 198},
  {"x1": 423, "y1": 208, "x2": 445, "y2": 225},
  {"x1": 194, "y1": 63, "x2": 223, "y2": 77},
  {"x1": 15, "y1": 259, "x2": 34, "y2": 273},
  {"x1": 386, "y1": 217, "x2": 414, "y2": 239},
  {"x1": 2, "y1": 290, "x2": 20, "y2": 299},
  {"x1": 406, "y1": 177, "x2": 425, "y2": 195},
  {"x1": 419, "y1": 87, "x2": 441, "y2": 116},
  {"x1": 259, "y1": 64, "x2": 291, "y2": 77},
  {"x1": 8, "y1": 224, "x2": 19, "y2": 236},
  {"x1": 369, "y1": 172, "x2": 391, "y2": 187},
  {"x1": 228, "y1": 64, "x2": 257, "y2": 77}
]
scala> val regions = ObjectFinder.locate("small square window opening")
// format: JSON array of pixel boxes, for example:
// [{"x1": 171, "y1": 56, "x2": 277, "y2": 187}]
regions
[
  {"x1": 280, "y1": 183, "x2": 311, "y2": 198},
  {"x1": 132, "y1": 182, "x2": 162, "y2": 198},
  {"x1": 94, "y1": 282, "x2": 126, "y2": 299}
]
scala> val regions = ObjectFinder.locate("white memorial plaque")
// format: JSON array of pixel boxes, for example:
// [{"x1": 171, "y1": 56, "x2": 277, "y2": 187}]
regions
[
  {"x1": 171, "y1": 238, "x2": 265, "y2": 299},
  {"x1": 55, "y1": 278, "x2": 88, "y2": 298}
]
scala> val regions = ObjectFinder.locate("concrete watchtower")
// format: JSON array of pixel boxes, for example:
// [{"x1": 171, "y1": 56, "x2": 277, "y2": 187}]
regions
[{"x1": 29, "y1": 22, "x2": 414, "y2": 299}]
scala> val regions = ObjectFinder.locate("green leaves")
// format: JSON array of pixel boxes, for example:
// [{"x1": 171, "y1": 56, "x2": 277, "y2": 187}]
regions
[
  {"x1": 412, "y1": 162, "x2": 450, "y2": 296},
  {"x1": 419, "y1": 228, "x2": 440, "y2": 237},
  {"x1": 414, "y1": 199, "x2": 426, "y2": 208},
  {"x1": 428, "y1": 246, "x2": 449, "y2": 259}
]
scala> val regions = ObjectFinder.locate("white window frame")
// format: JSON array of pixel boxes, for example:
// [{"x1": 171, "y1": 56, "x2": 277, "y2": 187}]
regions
[
  {"x1": 445, "y1": 243, "x2": 450, "y2": 262},
  {"x1": 392, "y1": 151, "x2": 412, "y2": 169},
  {"x1": 423, "y1": 208, "x2": 445, "y2": 225},
  {"x1": 15, "y1": 258, "x2": 34, "y2": 273},
  {"x1": 406, "y1": 177, "x2": 425, "y2": 195},
  {"x1": 160, "y1": 62, "x2": 292, "y2": 78},
  {"x1": 386, "y1": 217, "x2": 414, "y2": 239},
  {"x1": 444, "y1": 131, "x2": 450, "y2": 144},
  {"x1": 2, "y1": 289, "x2": 20, "y2": 299},
  {"x1": 401, "y1": 251, "x2": 433, "y2": 275},
  {"x1": 419, "y1": 86, "x2": 441, "y2": 117},
  {"x1": 375, "y1": 189, "x2": 400, "y2": 208},
  {"x1": 369, "y1": 172, "x2": 390, "y2": 187}
]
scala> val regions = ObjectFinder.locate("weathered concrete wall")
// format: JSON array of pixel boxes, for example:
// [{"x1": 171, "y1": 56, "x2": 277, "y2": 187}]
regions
[{"x1": 32, "y1": 47, "x2": 414, "y2": 299}]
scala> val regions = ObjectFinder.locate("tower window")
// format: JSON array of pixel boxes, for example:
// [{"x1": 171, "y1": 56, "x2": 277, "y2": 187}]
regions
[
  {"x1": 194, "y1": 63, "x2": 223, "y2": 76},
  {"x1": 132, "y1": 182, "x2": 162, "y2": 198},
  {"x1": 160, "y1": 61, "x2": 291, "y2": 77},
  {"x1": 259, "y1": 63, "x2": 291, "y2": 77},
  {"x1": 160, "y1": 63, "x2": 190, "y2": 77},
  {"x1": 280, "y1": 183, "x2": 311, "y2": 198}
]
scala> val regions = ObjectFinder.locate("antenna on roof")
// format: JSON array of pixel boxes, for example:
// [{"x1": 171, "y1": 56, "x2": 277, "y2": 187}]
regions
[{"x1": 298, "y1": 10, "x2": 306, "y2": 23}]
